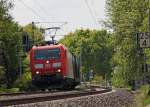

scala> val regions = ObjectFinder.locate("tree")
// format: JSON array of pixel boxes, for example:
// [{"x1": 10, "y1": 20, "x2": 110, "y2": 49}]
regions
[
  {"x1": 23, "y1": 23, "x2": 44, "y2": 47},
  {"x1": 106, "y1": 0, "x2": 148, "y2": 87},
  {"x1": 0, "y1": 0, "x2": 22, "y2": 87},
  {"x1": 60, "y1": 29, "x2": 113, "y2": 79}
]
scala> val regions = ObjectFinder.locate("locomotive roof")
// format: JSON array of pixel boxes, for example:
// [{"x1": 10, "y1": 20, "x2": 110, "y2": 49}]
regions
[{"x1": 32, "y1": 44, "x2": 66, "y2": 50}]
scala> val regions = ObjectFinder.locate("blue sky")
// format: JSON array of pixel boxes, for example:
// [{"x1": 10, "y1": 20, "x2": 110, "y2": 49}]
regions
[{"x1": 11, "y1": 0, "x2": 106, "y2": 40}]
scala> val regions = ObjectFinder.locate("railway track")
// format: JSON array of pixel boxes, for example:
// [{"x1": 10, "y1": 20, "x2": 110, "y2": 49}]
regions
[
  {"x1": 0, "y1": 90, "x2": 60, "y2": 96},
  {"x1": 0, "y1": 87, "x2": 111, "y2": 106},
  {"x1": 0, "y1": 85, "x2": 110, "y2": 96}
]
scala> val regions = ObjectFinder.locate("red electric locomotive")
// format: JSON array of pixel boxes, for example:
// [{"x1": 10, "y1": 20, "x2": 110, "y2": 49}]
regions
[{"x1": 30, "y1": 43, "x2": 80, "y2": 90}]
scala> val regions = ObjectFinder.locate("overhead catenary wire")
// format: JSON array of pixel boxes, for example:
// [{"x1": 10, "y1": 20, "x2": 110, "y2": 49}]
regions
[
  {"x1": 15, "y1": 0, "x2": 69, "y2": 42},
  {"x1": 33, "y1": 21, "x2": 68, "y2": 24},
  {"x1": 26, "y1": 0, "x2": 68, "y2": 30},
  {"x1": 83, "y1": 0, "x2": 99, "y2": 27},
  {"x1": 18, "y1": 0, "x2": 46, "y2": 21},
  {"x1": 39, "y1": 21, "x2": 68, "y2": 40},
  {"x1": 33, "y1": 21, "x2": 68, "y2": 32},
  {"x1": 91, "y1": 0, "x2": 99, "y2": 20},
  {"x1": 33, "y1": 0, "x2": 55, "y2": 21}
]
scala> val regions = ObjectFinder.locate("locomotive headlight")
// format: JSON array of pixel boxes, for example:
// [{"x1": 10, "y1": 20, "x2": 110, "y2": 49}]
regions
[
  {"x1": 36, "y1": 71, "x2": 40, "y2": 74},
  {"x1": 52, "y1": 62, "x2": 61, "y2": 68},
  {"x1": 57, "y1": 69, "x2": 61, "y2": 72},
  {"x1": 46, "y1": 60, "x2": 49, "y2": 64}
]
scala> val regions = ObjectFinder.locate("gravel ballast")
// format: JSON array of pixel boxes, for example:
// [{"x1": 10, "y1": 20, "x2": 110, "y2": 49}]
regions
[{"x1": 8, "y1": 89, "x2": 134, "y2": 107}]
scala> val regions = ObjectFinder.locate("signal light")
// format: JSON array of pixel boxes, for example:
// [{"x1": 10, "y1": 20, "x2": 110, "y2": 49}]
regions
[{"x1": 22, "y1": 32, "x2": 31, "y2": 52}]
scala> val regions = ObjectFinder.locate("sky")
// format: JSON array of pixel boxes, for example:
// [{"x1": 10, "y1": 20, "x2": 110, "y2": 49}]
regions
[{"x1": 11, "y1": 0, "x2": 106, "y2": 40}]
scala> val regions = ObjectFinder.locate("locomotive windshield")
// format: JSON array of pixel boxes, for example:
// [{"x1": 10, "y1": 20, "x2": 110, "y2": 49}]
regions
[
  {"x1": 34, "y1": 50, "x2": 47, "y2": 60},
  {"x1": 47, "y1": 49, "x2": 60, "y2": 59},
  {"x1": 34, "y1": 48, "x2": 60, "y2": 60}
]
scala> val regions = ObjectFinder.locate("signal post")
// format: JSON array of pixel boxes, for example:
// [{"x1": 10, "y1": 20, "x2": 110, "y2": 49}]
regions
[{"x1": 137, "y1": 8, "x2": 150, "y2": 85}]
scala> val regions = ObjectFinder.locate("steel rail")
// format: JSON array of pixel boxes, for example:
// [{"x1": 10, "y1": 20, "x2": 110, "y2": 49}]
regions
[
  {"x1": 0, "y1": 91, "x2": 59, "y2": 96},
  {"x1": 0, "y1": 88, "x2": 111, "y2": 106},
  {"x1": 0, "y1": 85, "x2": 110, "y2": 96}
]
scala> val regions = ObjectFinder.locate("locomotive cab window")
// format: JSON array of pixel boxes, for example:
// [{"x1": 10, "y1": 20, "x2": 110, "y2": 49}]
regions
[
  {"x1": 34, "y1": 48, "x2": 60, "y2": 60},
  {"x1": 34, "y1": 50, "x2": 47, "y2": 60},
  {"x1": 47, "y1": 48, "x2": 60, "y2": 59}
]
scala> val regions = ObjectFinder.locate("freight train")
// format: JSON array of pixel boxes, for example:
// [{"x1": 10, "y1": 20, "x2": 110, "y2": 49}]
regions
[{"x1": 30, "y1": 43, "x2": 80, "y2": 90}]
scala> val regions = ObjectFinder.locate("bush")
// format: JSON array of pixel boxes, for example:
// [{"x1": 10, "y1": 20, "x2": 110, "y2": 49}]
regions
[
  {"x1": 140, "y1": 85, "x2": 150, "y2": 97},
  {"x1": 0, "y1": 86, "x2": 6, "y2": 93},
  {"x1": 14, "y1": 54, "x2": 37, "y2": 91},
  {"x1": 135, "y1": 85, "x2": 150, "y2": 107},
  {"x1": 144, "y1": 97, "x2": 150, "y2": 106},
  {"x1": 0, "y1": 66, "x2": 6, "y2": 85},
  {"x1": 112, "y1": 69, "x2": 128, "y2": 88},
  {"x1": 14, "y1": 71, "x2": 32, "y2": 91},
  {"x1": 6, "y1": 88, "x2": 20, "y2": 93},
  {"x1": 0, "y1": 86, "x2": 19, "y2": 93},
  {"x1": 91, "y1": 75, "x2": 104, "y2": 85}
]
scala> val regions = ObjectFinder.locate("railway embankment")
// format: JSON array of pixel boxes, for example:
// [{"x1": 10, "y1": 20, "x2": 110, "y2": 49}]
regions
[{"x1": 9, "y1": 89, "x2": 134, "y2": 107}]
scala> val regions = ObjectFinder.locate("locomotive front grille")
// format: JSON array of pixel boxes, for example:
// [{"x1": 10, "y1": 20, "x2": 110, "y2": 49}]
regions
[
  {"x1": 34, "y1": 73, "x2": 63, "y2": 82},
  {"x1": 45, "y1": 64, "x2": 51, "y2": 68}
]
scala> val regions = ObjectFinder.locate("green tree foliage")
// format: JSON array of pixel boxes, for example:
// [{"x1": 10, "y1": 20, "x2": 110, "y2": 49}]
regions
[
  {"x1": 0, "y1": 0, "x2": 22, "y2": 87},
  {"x1": 23, "y1": 24, "x2": 44, "y2": 46},
  {"x1": 16, "y1": 24, "x2": 44, "y2": 90},
  {"x1": 60, "y1": 29, "x2": 113, "y2": 79},
  {"x1": 14, "y1": 55, "x2": 38, "y2": 91},
  {"x1": 106, "y1": 0, "x2": 148, "y2": 87},
  {"x1": 0, "y1": 66, "x2": 6, "y2": 85}
]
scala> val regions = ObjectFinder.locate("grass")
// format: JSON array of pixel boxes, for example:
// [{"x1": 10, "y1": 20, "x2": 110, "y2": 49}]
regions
[
  {"x1": 144, "y1": 96, "x2": 150, "y2": 106},
  {"x1": 0, "y1": 87, "x2": 20, "y2": 94},
  {"x1": 134, "y1": 85, "x2": 150, "y2": 107}
]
